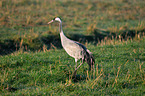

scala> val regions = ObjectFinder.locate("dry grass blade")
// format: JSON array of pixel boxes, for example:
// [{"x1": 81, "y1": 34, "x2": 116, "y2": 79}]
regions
[{"x1": 91, "y1": 73, "x2": 103, "y2": 89}]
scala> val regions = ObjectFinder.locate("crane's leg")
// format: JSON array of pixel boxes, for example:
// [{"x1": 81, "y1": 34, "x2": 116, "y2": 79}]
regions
[
  {"x1": 73, "y1": 59, "x2": 84, "y2": 77},
  {"x1": 73, "y1": 59, "x2": 78, "y2": 77},
  {"x1": 89, "y1": 64, "x2": 94, "y2": 71},
  {"x1": 75, "y1": 59, "x2": 78, "y2": 70}
]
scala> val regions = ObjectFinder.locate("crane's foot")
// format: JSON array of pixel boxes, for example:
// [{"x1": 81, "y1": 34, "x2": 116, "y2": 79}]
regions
[
  {"x1": 71, "y1": 70, "x2": 83, "y2": 82},
  {"x1": 71, "y1": 70, "x2": 77, "y2": 79},
  {"x1": 71, "y1": 74, "x2": 86, "y2": 82}
]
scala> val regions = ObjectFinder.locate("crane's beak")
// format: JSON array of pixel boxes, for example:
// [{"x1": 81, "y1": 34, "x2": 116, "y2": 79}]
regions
[{"x1": 47, "y1": 20, "x2": 54, "y2": 24}]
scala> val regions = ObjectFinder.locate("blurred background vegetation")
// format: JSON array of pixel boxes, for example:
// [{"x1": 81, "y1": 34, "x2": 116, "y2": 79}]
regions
[{"x1": 0, "y1": 0, "x2": 145, "y2": 54}]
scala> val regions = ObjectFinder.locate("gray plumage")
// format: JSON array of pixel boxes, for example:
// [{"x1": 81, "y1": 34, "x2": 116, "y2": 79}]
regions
[{"x1": 48, "y1": 17, "x2": 95, "y2": 76}]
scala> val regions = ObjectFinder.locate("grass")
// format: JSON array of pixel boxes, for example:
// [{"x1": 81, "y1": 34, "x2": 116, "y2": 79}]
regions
[
  {"x1": 0, "y1": 36, "x2": 145, "y2": 95},
  {"x1": 0, "y1": 0, "x2": 145, "y2": 51},
  {"x1": 0, "y1": 0, "x2": 145, "y2": 95}
]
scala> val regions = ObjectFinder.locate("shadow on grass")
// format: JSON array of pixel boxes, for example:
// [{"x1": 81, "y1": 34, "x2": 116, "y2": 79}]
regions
[
  {"x1": 71, "y1": 74, "x2": 87, "y2": 82},
  {"x1": 0, "y1": 28, "x2": 145, "y2": 55},
  {"x1": 0, "y1": 40, "x2": 18, "y2": 55}
]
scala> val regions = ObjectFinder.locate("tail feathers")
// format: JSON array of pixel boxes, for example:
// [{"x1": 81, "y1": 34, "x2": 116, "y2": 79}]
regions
[{"x1": 85, "y1": 49, "x2": 95, "y2": 70}]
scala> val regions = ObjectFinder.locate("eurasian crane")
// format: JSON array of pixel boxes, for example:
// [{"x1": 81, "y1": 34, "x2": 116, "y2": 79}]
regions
[{"x1": 47, "y1": 17, "x2": 95, "y2": 77}]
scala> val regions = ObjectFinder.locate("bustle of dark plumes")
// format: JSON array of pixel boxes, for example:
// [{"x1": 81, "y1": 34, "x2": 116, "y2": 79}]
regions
[{"x1": 85, "y1": 49, "x2": 95, "y2": 70}]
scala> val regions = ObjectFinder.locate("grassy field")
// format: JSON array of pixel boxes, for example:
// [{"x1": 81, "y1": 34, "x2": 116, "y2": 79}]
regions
[
  {"x1": 0, "y1": 0, "x2": 145, "y2": 95},
  {"x1": 1, "y1": 37, "x2": 145, "y2": 95}
]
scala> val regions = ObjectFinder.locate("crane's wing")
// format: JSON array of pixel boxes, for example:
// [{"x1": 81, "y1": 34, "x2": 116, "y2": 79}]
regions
[
  {"x1": 75, "y1": 41, "x2": 95, "y2": 70},
  {"x1": 85, "y1": 49, "x2": 95, "y2": 70}
]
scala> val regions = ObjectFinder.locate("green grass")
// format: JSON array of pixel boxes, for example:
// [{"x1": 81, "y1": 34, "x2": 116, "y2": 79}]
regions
[
  {"x1": 0, "y1": 0, "x2": 145, "y2": 50},
  {"x1": 0, "y1": 37, "x2": 145, "y2": 95},
  {"x1": 0, "y1": 0, "x2": 145, "y2": 95}
]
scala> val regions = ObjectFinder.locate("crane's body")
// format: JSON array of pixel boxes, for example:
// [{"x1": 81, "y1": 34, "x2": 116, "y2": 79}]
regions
[
  {"x1": 48, "y1": 17, "x2": 95, "y2": 76},
  {"x1": 60, "y1": 31, "x2": 85, "y2": 60}
]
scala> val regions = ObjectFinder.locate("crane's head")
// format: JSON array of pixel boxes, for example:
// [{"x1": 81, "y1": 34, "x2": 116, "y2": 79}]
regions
[{"x1": 47, "y1": 17, "x2": 61, "y2": 24}]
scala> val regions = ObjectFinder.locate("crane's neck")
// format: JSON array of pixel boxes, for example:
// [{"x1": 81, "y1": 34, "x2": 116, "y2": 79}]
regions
[
  {"x1": 59, "y1": 21, "x2": 69, "y2": 45},
  {"x1": 59, "y1": 21, "x2": 63, "y2": 33}
]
